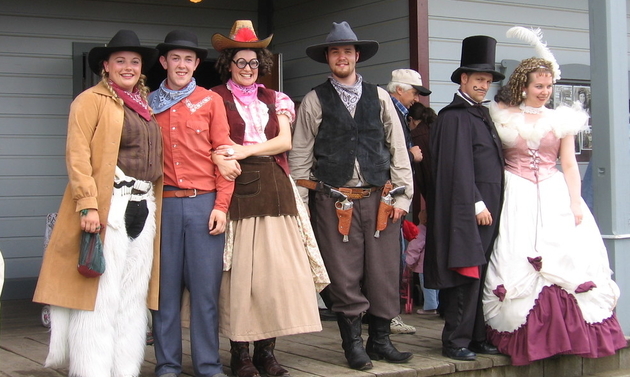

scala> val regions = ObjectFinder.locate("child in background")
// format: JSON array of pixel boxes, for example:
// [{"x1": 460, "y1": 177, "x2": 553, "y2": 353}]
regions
[{"x1": 404, "y1": 222, "x2": 439, "y2": 315}]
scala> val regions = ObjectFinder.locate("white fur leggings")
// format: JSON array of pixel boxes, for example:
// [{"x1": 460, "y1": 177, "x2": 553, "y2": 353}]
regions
[{"x1": 46, "y1": 187, "x2": 156, "y2": 377}]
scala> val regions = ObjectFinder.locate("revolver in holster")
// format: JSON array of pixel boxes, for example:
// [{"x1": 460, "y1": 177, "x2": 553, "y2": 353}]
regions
[
  {"x1": 331, "y1": 188, "x2": 353, "y2": 243},
  {"x1": 374, "y1": 182, "x2": 406, "y2": 238}
]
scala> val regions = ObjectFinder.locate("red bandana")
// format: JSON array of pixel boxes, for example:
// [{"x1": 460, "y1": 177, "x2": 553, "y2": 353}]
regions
[{"x1": 109, "y1": 80, "x2": 152, "y2": 121}]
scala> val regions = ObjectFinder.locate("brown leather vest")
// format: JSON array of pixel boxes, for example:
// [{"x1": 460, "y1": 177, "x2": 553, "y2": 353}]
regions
[{"x1": 211, "y1": 84, "x2": 290, "y2": 176}]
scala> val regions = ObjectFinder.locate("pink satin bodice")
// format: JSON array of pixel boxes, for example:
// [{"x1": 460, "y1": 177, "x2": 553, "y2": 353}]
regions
[{"x1": 503, "y1": 131, "x2": 560, "y2": 183}]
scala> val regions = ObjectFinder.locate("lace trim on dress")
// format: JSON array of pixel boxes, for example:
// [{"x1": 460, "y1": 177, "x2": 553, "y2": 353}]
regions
[
  {"x1": 519, "y1": 103, "x2": 546, "y2": 114},
  {"x1": 489, "y1": 101, "x2": 589, "y2": 148}
]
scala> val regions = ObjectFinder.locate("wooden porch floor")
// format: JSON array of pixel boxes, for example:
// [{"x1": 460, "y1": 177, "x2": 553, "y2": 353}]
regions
[{"x1": 1, "y1": 299, "x2": 628, "y2": 377}]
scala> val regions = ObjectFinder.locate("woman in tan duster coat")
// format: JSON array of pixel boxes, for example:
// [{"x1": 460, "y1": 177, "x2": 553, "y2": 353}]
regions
[{"x1": 33, "y1": 30, "x2": 163, "y2": 377}]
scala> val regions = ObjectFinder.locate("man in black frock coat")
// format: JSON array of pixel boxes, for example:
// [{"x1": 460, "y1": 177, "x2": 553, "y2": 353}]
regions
[{"x1": 424, "y1": 36, "x2": 505, "y2": 361}]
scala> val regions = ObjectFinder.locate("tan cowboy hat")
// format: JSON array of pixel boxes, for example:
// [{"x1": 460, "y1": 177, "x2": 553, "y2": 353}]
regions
[
  {"x1": 306, "y1": 21, "x2": 379, "y2": 64},
  {"x1": 211, "y1": 20, "x2": 273, "y2": 52}
]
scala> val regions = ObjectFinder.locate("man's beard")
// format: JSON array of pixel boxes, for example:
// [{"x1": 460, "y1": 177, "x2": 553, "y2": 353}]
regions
[{"x1": 332, "y1": 64, "x2": 354, "y2": 79}]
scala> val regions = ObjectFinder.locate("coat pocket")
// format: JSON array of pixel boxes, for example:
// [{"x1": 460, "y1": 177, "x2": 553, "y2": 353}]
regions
[{"x1": 234, "y1": 171, "x2": 261, "y2": 197}]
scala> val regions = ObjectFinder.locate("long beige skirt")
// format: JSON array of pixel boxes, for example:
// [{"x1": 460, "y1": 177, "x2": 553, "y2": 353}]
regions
[{"x1": 219, "y1": 215, "x2": 322, "y2": 341}]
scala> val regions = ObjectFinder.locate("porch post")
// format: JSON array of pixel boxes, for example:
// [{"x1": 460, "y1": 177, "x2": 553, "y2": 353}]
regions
[
  {"x1": 409, "y1": 0, "x2": 430, "y2": 106},
  {"x1": 588, "y1": 0, "x2": 630, "y2": 333}
]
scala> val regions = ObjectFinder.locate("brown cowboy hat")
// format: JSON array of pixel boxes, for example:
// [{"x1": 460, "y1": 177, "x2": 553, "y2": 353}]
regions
[
  {"x1": 88, "y1": 30, "x2": 158, "y2": 75},
  {"x1": 211, "y1": 20, "x2": 273, "y2": 52},
  {"x1": 306, "y1": 21, "x2": 379, "y2": 64}
]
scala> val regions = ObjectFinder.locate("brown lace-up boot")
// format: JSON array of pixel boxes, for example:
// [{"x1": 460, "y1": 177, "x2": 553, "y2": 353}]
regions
[
  {"x1": 253, "y1": 338, "x2": 290, "y2": 376},
  {"x1": 229, "y1": 341, "x2": 261, "y2": 377}
]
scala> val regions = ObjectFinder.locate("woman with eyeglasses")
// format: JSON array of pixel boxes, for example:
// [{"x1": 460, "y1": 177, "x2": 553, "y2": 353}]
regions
[{"x1": 210, "y1": 20, "x2": 329, "y2": 377}]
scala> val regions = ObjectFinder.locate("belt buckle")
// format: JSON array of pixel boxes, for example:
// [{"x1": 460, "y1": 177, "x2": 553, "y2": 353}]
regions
[
  {"x1": 189, "y1": 189, "x2": 197, "y2": 198},
  {"x1": 362, "y1": 189, "x2": 371, "y2": 198}
]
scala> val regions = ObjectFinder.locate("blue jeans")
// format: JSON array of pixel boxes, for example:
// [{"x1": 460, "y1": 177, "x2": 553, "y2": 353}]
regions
[
  {"x1": 152, "y1": 190, "x2": 225, "y2": 377},
  {"x1": 419, "y1": 273, "x2": 439, "y2": 311}
]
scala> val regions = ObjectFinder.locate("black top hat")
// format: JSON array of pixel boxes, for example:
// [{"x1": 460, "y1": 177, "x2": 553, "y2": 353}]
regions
[
  {"x1": 156, "y1": 30, "x2": 209, "y2": 61},
  {"x1": 88, "y1": 30, "x2": 158, "y2": 75},
  {"x1": 450, "y1": 35, "x2": 505, "y2": 84},
  {"x1": 306, "y1": 21, "x2": 379, "y2": 64}
]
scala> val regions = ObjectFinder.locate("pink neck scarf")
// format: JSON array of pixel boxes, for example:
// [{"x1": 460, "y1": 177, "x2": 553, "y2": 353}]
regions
[{"x1": 228, "y1": 79, "x2": 263, "y2": 106}]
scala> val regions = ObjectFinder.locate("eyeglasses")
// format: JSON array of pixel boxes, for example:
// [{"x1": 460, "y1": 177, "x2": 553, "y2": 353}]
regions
[{"x1": 232, "y1": 58, "x2": 260, "y2": 69}]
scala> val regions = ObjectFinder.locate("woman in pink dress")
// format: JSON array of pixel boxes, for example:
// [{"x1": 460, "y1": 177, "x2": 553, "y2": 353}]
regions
[{"x1": 483, "y1": 50, "x2": 626, "y2": 365}]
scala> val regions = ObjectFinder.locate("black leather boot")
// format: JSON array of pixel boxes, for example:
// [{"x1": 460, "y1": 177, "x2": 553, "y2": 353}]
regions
[
  {"x1": 230, "y1": 341, "x2": 261, "y2": 377},
  {"x1": 365, "y1": 315, "x2": 413, "y2": 363},
  {"x1": 253, "y1": 338, "x2": 290, "y2": 376},
  {"x1": 336, "y1": 313, "x2": 373, "y2": 370}
]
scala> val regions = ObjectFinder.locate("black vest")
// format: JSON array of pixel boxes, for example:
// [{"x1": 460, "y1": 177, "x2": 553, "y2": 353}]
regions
[{"x1": 313, "y1": 81, "x2": 390, "y2": 187}]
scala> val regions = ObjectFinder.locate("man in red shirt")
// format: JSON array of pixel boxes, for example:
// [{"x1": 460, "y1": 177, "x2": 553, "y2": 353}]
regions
[{"x1": 149, "y1": 30, "x2": 233, "y2": 377}]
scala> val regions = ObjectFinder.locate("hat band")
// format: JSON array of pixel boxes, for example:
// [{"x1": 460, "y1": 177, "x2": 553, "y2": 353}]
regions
[
  {"x1": 461, "y1": 63, "x2": 497, "y2": 70},
  {"x1": 167, "y1": 40, "x2": 200, "y2": 48},
  {"x1": 326, "y1": 38, "x2": 359, "y2": 43}
]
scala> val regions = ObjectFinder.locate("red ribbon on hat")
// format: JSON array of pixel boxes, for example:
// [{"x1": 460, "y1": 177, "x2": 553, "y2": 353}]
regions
[{"x1": 233, "y1": 28, "x2": 258, "y2": 42}]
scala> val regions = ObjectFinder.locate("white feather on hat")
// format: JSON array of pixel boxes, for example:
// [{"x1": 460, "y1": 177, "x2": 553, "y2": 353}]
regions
[{"x1": 506, "y1": 26, "x2": 561, "y2": 82}]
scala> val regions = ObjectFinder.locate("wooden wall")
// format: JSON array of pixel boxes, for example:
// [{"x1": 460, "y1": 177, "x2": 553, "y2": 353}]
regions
[
  {"x1": 0, "y1": 0, "x2": 626, "y2": 299},
  {"x1": 272, "y1": 0, "x2": 411, "y2": 100},
  {"x1": 0, "y1": 0, "x2": 258, "y2": 298},
  {"x1": 272, "y1": 0, "x2": 595, "y2": 110},
  {"x1": 427, "y1": 0, "x2": 592, "y2": 110}
]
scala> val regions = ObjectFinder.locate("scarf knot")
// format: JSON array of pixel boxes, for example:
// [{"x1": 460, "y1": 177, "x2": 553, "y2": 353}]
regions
[
  {"x1": 149, "y1": 78, "x2": 197, "y2": 114},
  {"x1": 228, "y1": 79, "x2": 264, "y2": 106},
  {"x1": 329, "y1": 74, "x2": 363, "y2": 113},
  {"x1": 109, "y1": 81, "x2": 151, "y2": 121}
]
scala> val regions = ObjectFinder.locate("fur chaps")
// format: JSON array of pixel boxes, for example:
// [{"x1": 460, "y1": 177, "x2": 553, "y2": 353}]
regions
[{"x1": 45, "y1": 180, "x2": 156, "y2": 377}]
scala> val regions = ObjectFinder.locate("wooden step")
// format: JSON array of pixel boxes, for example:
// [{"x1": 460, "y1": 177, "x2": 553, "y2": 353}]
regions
[
  {"x1": 1, "y1": 299, "x2": 628, "y2": 377},
  {"x1": 583, "y1": 368, "x2": 630, "y2": 377}
]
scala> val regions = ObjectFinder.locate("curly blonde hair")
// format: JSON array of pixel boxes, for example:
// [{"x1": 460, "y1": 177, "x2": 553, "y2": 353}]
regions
[
  {"x1": 100, "y1": 69, "x2": 151, "y2": 106},
  {"x1": 507, "y1": 57, "x2": 555, "y2": 106}
]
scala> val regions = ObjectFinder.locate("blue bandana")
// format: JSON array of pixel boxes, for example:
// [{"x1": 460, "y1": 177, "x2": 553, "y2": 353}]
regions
[{"x1": 149, "y1": 78, "x2": 197, "y2": 114}]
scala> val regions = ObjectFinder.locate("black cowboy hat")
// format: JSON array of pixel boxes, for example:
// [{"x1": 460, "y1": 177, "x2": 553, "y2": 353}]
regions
[
  {"x1": 156, "y1": 29, "x2": 209, "y2": 61},
  {"x1": 450, "y1": 35, "x2": 505, "y2": 84},
  {"x1": 306, "y1": 21, "x2": 379, "y2": 64},
  {"x1": 88, "y1": 30, "x2": 158, "y2": 75}
]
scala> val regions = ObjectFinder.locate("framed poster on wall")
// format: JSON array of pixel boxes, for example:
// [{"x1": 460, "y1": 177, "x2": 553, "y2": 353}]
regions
[{"x1": 552, "y1": 83, "x2": 592, "y2": 161}]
